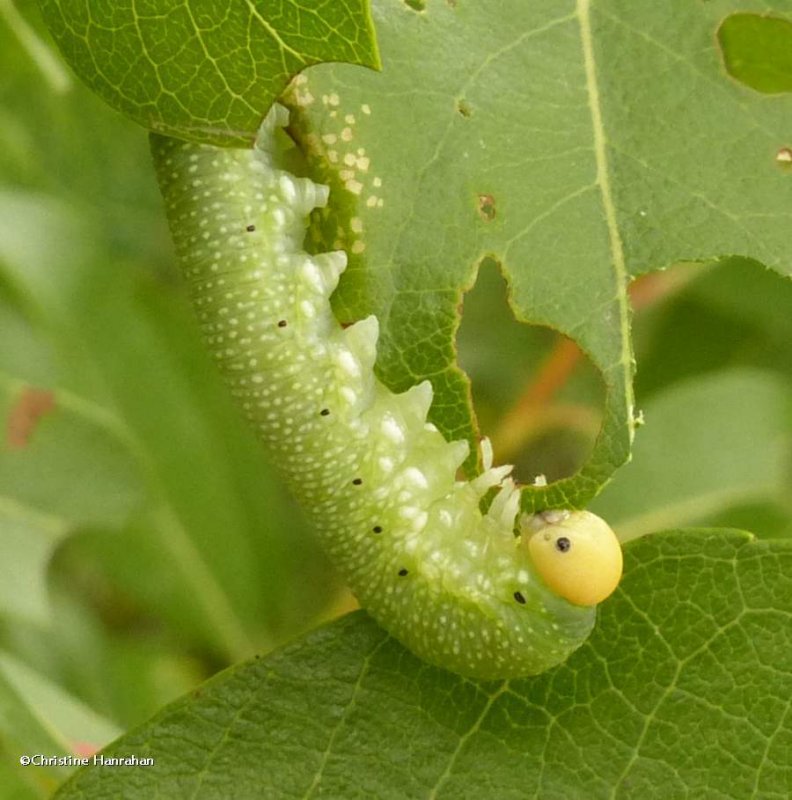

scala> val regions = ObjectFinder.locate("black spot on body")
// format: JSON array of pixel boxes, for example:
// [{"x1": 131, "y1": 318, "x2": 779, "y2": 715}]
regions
[
  {"x1": 398, "y1": 568, "x2": 409, "y2": 577},
  {"x1": 352, "y1": 478, "x2": 363, "y2": 486},
  {"x1": 278, "y1": 320, "x2": 288, "y2": 327},
  {"x1": 513, "y1": 591, "x2": 526, "y2": 604},
  {"x1": 320, "y1": 408, "x2": 330, "y2": 416},
  {"x1": 246, "y1": 224, "x2": 256, "y2": 232},
  {"x1": 372, "y1": 526, "x2": 383, "y2": 534},
  {"x1": 556, "y1": 537, "x2": 571, "y2": 553}
]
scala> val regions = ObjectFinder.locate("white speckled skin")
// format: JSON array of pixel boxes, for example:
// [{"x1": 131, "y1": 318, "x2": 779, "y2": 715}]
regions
[{"x1": 150, "y1": 105, "x2": 594, "y2": 679}]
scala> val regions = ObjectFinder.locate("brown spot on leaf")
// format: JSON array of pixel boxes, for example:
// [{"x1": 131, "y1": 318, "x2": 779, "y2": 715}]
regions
[
  {"x1": 6, "y1": 388, "x2": 56, "y2": 449},
  {"x1": 776, "y1": 147, "x2": 792, "y2": 168},
  {"x1": 477, "y1": 194, "x2": 496, "y2": 222}
]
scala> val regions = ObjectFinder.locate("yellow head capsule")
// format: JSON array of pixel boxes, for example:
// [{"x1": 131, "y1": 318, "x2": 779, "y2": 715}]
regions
[{"x1": 523, "y1": 510, "x2": 623, "y2": 606}]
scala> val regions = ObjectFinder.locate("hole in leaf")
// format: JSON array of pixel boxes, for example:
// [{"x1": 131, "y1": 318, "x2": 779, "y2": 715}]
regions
[
  {"x1": 477, "y1": 194, "x2": 496, "y2": 222},
  {"x1": 776, "y1": 147, "x2": 792, "y2": 169},
  {"x1": 717, "y1": 14, "x2": 792, "y2": 94},
  {"x1": 456, "y1": 258, "x2": 605, "y2": 485}
]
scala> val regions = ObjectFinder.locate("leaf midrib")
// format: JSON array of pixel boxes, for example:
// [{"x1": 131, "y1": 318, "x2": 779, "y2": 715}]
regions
[{"x1": 577, "y1": 0, "x2": 634, "y2": 422}]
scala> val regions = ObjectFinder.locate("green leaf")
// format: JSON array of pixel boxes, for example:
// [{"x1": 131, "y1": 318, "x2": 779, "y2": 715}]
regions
[
  {"x1": 52, "y1": 530, "x2": 792, "y2": 799},
  {"x1": 718, "y1": 13, "x2": 792, "y2": 94},
  {"x1": 590, "y1": 369, "x2": 792, "y2": 540},
  {"x1": 0, "y1": 379, "x2": 144, "y2": 526},
  {"x1": 0, "y1": 191, "x2": 96, "y2": 314},
  {"x1": 0, "y1": 757, "x2": 43, "y2": 800},
  {"x1": 0, "y1": 650, "x2": 119, "y2": 793},
  {"x1": 35, "y1": 0, "x2": 380, "y2": 144},
  {"x1": 631, "y1": 260, "x2": 792, "y2": 401},
  {"x1": 0, "y1": 650, "x2": 120, "y2": 754},
  {"x1": 0, "y1": 376, "x2": 146, "y2": 624},
  {"x1": 285, "y1": 0, "x2": 792, "y2": 507},
  {"x1": 0, "y1": 586, "x2": 206, "y2": 734}
]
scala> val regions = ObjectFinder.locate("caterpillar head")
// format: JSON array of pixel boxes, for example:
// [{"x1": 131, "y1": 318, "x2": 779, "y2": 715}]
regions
[{"x1": 522, "y1": 510, "x2": 622, "y2": 606}]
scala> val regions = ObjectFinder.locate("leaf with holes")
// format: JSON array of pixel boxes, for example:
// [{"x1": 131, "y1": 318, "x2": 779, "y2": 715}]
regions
[{"x1": 285, "y1": 0, "x2": 792, "y2": 508}]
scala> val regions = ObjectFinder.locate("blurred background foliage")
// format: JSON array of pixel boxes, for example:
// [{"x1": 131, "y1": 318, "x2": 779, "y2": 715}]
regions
[
  {"x1": 0, "y1": 1, "x2": 791, "y2": 796},
  {"x1": 0, "y1": 2, "x2": 346, "y2": 795}
]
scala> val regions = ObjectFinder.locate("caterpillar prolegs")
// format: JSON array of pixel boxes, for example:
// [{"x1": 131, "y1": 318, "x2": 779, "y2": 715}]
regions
[{"x1": 150, "y1": 105, "x2": 622, "y2": 680}]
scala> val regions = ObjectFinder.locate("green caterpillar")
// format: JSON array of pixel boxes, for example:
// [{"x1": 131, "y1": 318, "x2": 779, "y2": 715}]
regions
[{"x1": 150, "y1": 104, "x2": 622, "y2": 680}]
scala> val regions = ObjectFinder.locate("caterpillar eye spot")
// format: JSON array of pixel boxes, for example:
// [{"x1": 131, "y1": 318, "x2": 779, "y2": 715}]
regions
[
  {"x1": 513, "y1": 591, "x2": 526, "y2": 605},
  {"x1": 320, "y1": 408, "x2": 330, "y2": 416},
  {"x1": 372, "y1": 526, "x2": 383, "y2": 534},
  {"x1": 398, "y1": 568, "x2": 409, "y2": 577},
  {"x1": 246, "y1": 224, "x2": 256, "y2": 232},
  {"x1": 555, "y1": 536, "x2": 571, "y2": 553},
  {"x1": 277, "y1": 319, "x2": 288, "y2": 328}
]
